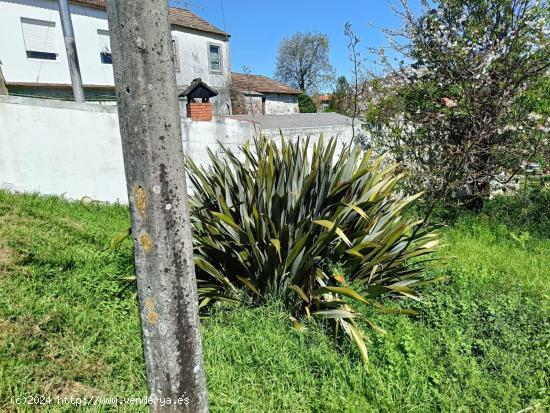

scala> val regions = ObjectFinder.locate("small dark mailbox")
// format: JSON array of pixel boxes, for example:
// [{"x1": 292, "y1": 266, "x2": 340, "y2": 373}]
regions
[{"x1": 179, "y1": 78, "x2": 218, "y2": 121}]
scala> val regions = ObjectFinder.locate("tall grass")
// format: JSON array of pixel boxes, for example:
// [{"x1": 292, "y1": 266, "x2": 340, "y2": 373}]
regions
[{"x1": 0, "y1": 190, "x2": 548, "y2": 412}]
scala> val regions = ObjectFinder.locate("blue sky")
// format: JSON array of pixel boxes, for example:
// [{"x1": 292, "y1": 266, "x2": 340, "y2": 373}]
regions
[{"x1": 170, "y1": 0, "x2": 422, "y2": 84}]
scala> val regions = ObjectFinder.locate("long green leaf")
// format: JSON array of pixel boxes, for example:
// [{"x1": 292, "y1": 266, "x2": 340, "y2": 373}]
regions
[
  {"x1": 312, "y1": 286, "x2": 369, "y2": 305},
  {"x1": 289, "y1": 284, "x2": 310, "y2": 303},
  {"x1": 311, "y1": 309, "x2": 359, "y2": 319},
  {"x1": 313, "y1": 219, "x2": 352, "y2": 247},
  {"x1": 211, "y1": 211, "x2": 243, "y2": 233},
  {"x1": 110, "y1": 227, "x2": 131, "y2": 250},
  {"x1": 340, "y1": 319, "x2": 369, "y2": 366}
]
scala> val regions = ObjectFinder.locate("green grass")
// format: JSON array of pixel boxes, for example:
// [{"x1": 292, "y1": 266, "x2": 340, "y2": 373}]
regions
[{"x1": 0, "y1": 190, "x2": 548, "y2": 412}]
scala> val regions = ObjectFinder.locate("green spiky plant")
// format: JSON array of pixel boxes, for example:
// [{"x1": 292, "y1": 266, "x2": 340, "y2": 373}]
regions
[{"x1": 187, "y1": 135, "x2": 440, "y2": 365}]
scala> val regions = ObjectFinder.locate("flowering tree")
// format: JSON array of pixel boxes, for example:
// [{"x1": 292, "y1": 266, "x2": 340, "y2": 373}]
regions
[
  {"x1": 366, "y1": 0, "x2": 550, "y2": 207},
  {"x1": 275, "y1": 32, "x2": 335, "y2": 94}
]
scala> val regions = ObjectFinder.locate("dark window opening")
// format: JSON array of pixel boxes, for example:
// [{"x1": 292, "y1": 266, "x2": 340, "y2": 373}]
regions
[
  {"x1": 100, "y1": 52, "x2": 112, "y2": 64},
  {"x1": 26, "y1": 51, "x2": 57, "y2": 60}
]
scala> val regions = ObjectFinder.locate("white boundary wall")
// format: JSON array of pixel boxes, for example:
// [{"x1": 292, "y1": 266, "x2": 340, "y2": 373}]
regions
[
  {"x1": 0, "y1": 96, "x2": 128, "y2": 202},
  {"x1": 0, "y1": 96, "x2": 355, "y2": 203}
]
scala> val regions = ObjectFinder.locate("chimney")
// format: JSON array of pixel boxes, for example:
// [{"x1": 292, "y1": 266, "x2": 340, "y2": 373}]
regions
[
  {"x1": 179, "y1": 78, "x2": 218, "y2": 122},
  {"x1": 187, "y1": 100, "x2": 213, "y2": 121}
]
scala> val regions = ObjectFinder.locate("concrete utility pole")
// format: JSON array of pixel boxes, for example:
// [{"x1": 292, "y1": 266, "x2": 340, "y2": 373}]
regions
[
  {"x1": 105, "y1": 1, "x2": 208, "y2": 412},
  {"x1": 0, "y1": 65, "x2": 7, "y2": 95},
  {"x1": 57, "y1": 0, "x2": 85, "y2": 102}
]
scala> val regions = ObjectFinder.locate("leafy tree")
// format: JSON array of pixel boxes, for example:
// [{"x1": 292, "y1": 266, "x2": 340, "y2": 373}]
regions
[
  {"x1": 328, "y1": 76, "x2": 353, "y2": 115},
  {"x1": 298, "y1": 93, "x2": 317, "y2": 113},
  {"x1": 366, "y1": 0, "x2": 550, "y2": 208},
  {"x1": 518, "y1": 75, "x2": 550, "y2": 171},
  {"x1": 275, "y1": 32, "x2": 335, "y2": 94}
]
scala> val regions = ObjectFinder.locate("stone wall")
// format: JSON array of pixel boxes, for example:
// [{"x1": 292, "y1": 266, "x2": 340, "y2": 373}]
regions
[
  {"x1": 231, "y1": 90, "x2": 299, "y2": 115},
  {"x1": 230, "y1": 89, "x2": 263, "y2": 115},
  {"x1": 264, "y1": 94, "x2": 299, "y2": 115},
  {"x1": 230, "y1": 89, "x2": 246, "y2": 115}
]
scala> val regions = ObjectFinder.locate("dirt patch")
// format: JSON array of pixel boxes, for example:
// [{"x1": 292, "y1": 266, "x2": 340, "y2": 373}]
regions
[
  {"x1": 49, "y1": 380, "x2": 103, "y2": 398},
  {"x1": 0, "y1": 242, "x2": 16, "y2": 274},
  {"x1": 58, "y1": 217, "x2": 86, "y2": 231},
  {"x1": 0, "y1": 316, "x2": 43, "y2": 347},
  {"x1": 0, "y1": 319, "x2": 11, "y2": 346},
  {"x1": 0, "y1": 243, "x2": 14, "y2": 264},
  {"x1": 0, "y1": 316, "x2": 108, "y2": 400}
]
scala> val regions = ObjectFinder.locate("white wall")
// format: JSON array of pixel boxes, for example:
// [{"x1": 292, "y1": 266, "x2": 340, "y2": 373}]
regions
[
  {"x1": 0, "y1": 96, "x2": 127, "y2": 202},
  {"x1": 0, "y1": 96, "x2": 253, "y2": 203},
  {"x1": 0, "y1": 96, "x2": 356, "y2": 203},
  {"x1": 231, "y1": 92, "x2": 299, "y2": 116},
  {"x1": 0, "y1": 0, "x2": 113, "y2": 86},
  {"x1": 265, "y1": 94, "x2": 299, "y2": 115},
  {"x1": 181, "y1": 117, "x2": 256, "y2": 168},
  {"x1": 173, "y1": 28, "x2": 231, "y2": 115},
  {"x1": 262, "y1": 125, "x2": 354, "y2": 147},
  {"x1": 0, "y1": 0, "x2": 231, "y2": 112}
]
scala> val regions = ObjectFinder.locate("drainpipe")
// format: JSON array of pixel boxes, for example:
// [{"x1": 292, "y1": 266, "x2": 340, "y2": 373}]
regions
[{"x1": 57, "y1": 0, "x2": 85, "y2": 102}]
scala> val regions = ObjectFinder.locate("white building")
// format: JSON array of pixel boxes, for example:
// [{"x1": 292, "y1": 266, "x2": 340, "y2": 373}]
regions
[
  {"x1": 231, "y1": 72, "x2": 301, "y2": 115},
  {"x1": 0, "y1": 0, "x2": 232, "y2": 114}
]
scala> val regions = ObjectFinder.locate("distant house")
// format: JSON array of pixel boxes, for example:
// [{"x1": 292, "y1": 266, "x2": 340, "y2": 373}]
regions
[
  {"x1": 231, "y1": 72, "x2": 301, "y2": 115},
  {"x1": 313, "y1": 94, "x2": 332, "y2": 112},
  {"x1": 0, "y1": 0, "x2": 232, "y2": 114}
]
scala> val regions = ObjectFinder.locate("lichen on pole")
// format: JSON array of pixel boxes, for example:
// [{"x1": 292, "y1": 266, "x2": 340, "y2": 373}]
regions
[{"x1": 105, "y1": 0, "x2": 208, "y2": 411}]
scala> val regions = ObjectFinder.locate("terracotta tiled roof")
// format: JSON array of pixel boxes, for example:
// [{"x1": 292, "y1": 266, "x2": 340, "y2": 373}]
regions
[
  {"x1": 231, "y1": 73, "x2": 301, "y2": 95},
  {"x1": 168, "y1": 8, "x2": 228, "y2": 37},
  {"x1": 70, "y1": 1, "x2": 228, "y2": 36},
  {"x1": 316, "y1": 95, "x2": 332, "y2": 102}
]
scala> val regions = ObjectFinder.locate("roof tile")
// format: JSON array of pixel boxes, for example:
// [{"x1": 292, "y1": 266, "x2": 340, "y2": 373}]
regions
[
  {"x1": 231, "y1": 73, "x2": 301, "y2": 95},
  {"x1": 70, "y1": 1, "x2": 228, "y2": 36}
]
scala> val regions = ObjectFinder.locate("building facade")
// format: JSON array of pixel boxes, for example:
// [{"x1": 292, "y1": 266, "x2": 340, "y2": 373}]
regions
[
  {"x1": 231, "y1": 72, "x2": 300, "y2": 115},
  {"x1": 0, "y1": 0, "x2": 232, "y2": 114}
]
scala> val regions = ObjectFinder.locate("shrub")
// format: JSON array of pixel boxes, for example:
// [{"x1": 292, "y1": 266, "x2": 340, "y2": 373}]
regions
[
  {"x1": 408, "y1": 188, "x2": 550, "y2": 237},
  {"x1": 298, "y1": 93, "x2": 317, "y2": 113},
  {"x1": 187, "y1": 136, "x2": 439, "y2": 364},
  {"x1": 482, "y1": 189, "x2": 550, "y2": 237}
]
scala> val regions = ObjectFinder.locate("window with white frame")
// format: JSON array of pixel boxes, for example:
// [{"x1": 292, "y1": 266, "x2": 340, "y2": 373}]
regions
[
  {"x1": 97, "y1": 29, "x2": 112, "y2": 64},
  {"x1": 209, "y1": 44, "x2": 221, "y2": 73},
  {"x1": 21, "y1": 17, "x2": 58, "y2": 60}
]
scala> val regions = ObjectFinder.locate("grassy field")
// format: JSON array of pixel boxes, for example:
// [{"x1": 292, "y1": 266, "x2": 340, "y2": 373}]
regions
[{"x1": 0, "y1": 190, "x2": 548, "y2": 412}]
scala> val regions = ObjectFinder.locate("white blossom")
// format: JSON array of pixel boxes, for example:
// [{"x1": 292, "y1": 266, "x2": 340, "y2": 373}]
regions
[{"x1": 528, "y1": 112, "x2": 542, "y2": 121}]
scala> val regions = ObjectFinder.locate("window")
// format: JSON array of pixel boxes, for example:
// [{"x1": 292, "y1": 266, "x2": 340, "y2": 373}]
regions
[
  {"x1": 172, "y1": 37, "x2": 180, "y2": 72},
  {"x1": 209, "y1": 44, "x2": 221, "y2": 73},
  {"x1": 97, "y1": 29, "x2": 112, "y2": 64},
  {"x1": 21, "y1": 18, "x2": 58, "y2": 60}
]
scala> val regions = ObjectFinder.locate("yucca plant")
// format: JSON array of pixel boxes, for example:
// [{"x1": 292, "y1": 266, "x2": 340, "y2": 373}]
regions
[{"x1": 187, "y1": 135, "x2": 440, "y2": 365}]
